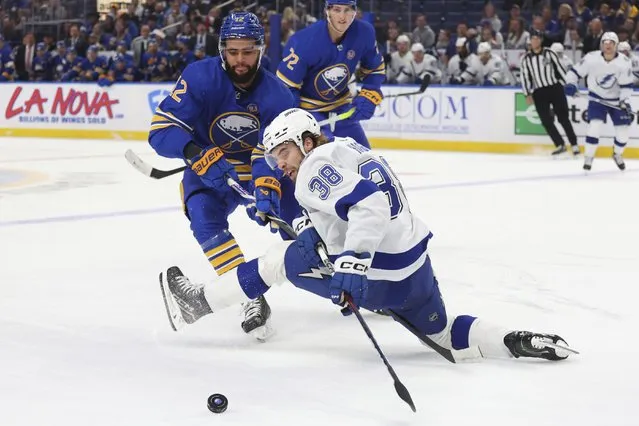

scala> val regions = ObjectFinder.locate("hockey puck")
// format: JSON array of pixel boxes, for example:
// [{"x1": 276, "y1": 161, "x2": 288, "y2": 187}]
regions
[{"x1": 207, "y1": 393, "x2": 228, "y2": 413}]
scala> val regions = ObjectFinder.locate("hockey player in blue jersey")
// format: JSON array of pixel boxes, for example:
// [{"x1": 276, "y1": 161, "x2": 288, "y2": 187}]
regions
[
  {"x1": 159, "y1": 108, "x2": 574, "y2": 363},
  {"x1": 276, "y1": 0, "x2": 385, "y2": 148},
  {"x1": 148, "y1": 12, "x2": 297, "y2": 341}
]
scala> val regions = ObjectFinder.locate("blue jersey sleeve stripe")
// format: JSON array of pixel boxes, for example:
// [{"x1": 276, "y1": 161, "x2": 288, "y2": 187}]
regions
[
  {"x1": 371, "y1": 233, "x2": 433, "y2": 271},
  {"x1": 568, "y1": 68, "x2": 581, "y2": 79},
  {"x1": 620, "y1": 83, "x2": 633, "y2": 88},
  {"x1": 334, "y1": 179, "x2": 382, "y2": 222}
]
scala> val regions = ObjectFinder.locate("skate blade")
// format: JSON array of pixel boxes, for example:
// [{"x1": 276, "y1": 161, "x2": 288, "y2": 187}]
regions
[
  {"x1": 546, "y1": 340, "x2": 580, "y2": 356},
  {"x1": 159, "y1": 272, "x2": 187, "y2": 332},
  {"x1": 248, "y1": 321, "x2": 275, "y2": 343}
]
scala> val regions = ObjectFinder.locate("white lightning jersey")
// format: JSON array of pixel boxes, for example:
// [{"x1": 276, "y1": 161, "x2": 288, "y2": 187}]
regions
[
  {"x1": 295, "y1": 138, "x2": 432, "y2": 281},
  {"x1": 567, "y1": 51, "x2": 634, "y2": 102},
  {"x1": 396, "y1": 54, "x2": 442, "y2": 84},
  {"x1": 447, "y1": 53, "x2": 482, "y2": 84},
  {"x1": 558, "y1": 54, "x2": 574, "y2": 72},
  {"x1": 479, "y1": 54, "x2": 508, "y2": 85},
  {"x1": 627, "y1": 52, "x2": 639, "y2": 85}
]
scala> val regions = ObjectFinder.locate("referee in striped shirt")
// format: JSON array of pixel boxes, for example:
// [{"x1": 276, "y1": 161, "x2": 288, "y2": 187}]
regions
[{"x1": 520, "y1": 30, "x2": 579, "y2": 155}]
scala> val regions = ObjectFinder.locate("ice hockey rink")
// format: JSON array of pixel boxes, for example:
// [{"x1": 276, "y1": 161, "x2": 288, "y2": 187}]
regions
[{"x1": 1, "y1": 136, "x2": 638, "y2": 426}]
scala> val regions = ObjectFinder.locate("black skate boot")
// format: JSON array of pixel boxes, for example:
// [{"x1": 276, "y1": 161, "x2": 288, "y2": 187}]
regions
[
  {"x1": 159, "y1": 266, "x2": 212, "y2": 331},
  {"x1": 241, "y1": 295, "x2": 274, "y2": 342},
  {"x1": 551, "y1": 145, "x2": 567, "y2": 156},
  {"x1": 504, "y1": 331, "x2": 572, "y2": 361},
  {"x1": 613, "y1": 152, "x2": 626, "y2": 170}
]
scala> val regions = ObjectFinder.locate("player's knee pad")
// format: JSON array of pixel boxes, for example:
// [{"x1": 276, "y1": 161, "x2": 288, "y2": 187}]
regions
[
  {"x1": 201, "y1": 230, "x2": 246, "y2": 275},
  {"x1": 586, "y1": 119, "x2": 602, "y2": 142},
  {"x1": 614, "y1": 125, "x2": 629, "y2": 146}
]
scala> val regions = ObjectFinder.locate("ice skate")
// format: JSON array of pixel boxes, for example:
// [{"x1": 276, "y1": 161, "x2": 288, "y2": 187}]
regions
[
  {"x1": 504, "y1": 331, "x2": 575, "y2": 361},
  {"x1": 571, "y1": 145, "x2": 580, "y2": 156},
  {"x1": 583, "y1": 156, "x2": 594, "y2": 171},
  {"x1": 241, "y1": 295, "x2": 274, "y2": 342},
  {"x1": 613, "y1": 152, "x2": 626, "y2": 170},
  {"x1": 159, "y1": 266, "x2": 212, "y2": 331},
  {"x1": 551, "y1": 145, "x2": 567, "y2": 156}
]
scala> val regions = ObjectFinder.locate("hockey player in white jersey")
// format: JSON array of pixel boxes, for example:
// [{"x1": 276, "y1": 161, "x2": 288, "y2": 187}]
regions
[
  {"x1": 550, "y1": 43, "x2": 574, "y2": 71},
  {"x1": 159, "y1": 108, "x2": 573, "y2": 363},
  {"x1": 395, "y1": 43, "x2": 442, "y2": 84},
  {"x1": 448, "y1": 37, "x2": 482, "y2": 85},
  {"x1": 565, "y1": 32, "x2": 632, "y2": 170},
  {"x1": 617, "y1": 41, "x2": 639, "y2": 85},
  {"x1": 477, "y1": 42, "x2": 508, "y2": 86}
]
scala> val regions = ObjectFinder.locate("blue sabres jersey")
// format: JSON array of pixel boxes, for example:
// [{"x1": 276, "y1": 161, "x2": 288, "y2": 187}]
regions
[
  {"x1": 149, "y1": 56, "x2": 296, "y2": 200},
  {"x1": 276, "y1": 19, "x2": 385, "y2": 112}
]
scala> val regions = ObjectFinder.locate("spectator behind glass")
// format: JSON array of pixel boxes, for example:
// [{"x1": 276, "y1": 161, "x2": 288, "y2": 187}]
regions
[
  {"x1": 505, "y1": 18, "x2": 529, "y2": 49},
  {"x1": 482, "y1": 2, "x2": 502, "y2": 33},
  {"x1": 380, "y1": 26, "x2": 399, "y2": 56},
  {"x1": 480, "y1": 23, "x2": 503, "y2": 49},
  {"x1": 194, "y1": 21, "x2": 219, "y2": 57},
  {"x1": 446, "y1": 22, "x2": 475, "y2": 62},
  {"x1": 617, "y1": 1, "x2": 639, "y2": 20},
  {"x1": 596, "y1": 3, "x2": 616, "y2": 30},
  {"x1": 566, "y1": 28, "x2": 583, "y2": 51},
  {"x1": 573, "y1": 0, "x2": 592, "y2": 31},
  {"x1": 411, "y1": 14, "x2": 435, "y2": 49},
  {"x1": 582, "y1": 18, "x2": 603, "y2": 54},
  {"x1": 435, "y1": 29, "x2": 450, "y2": 58},
  {"x1": 541, "y1": 5, "x2": 561, "y2": 43}
]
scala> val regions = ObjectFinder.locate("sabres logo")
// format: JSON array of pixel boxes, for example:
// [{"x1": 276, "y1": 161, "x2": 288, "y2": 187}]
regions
[
  {"x1": 314, "y1": 64, "x2": 350, "y2": 101},
  {"x1": 596, "y1": 73, "x2": 617, "y2": 90},
  {"x1": 209, "y1": 112, "x2": 260, "y2": 154}
]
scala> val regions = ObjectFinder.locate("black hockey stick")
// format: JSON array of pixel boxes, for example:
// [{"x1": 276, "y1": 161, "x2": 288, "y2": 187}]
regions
[
  {"x1": 387, "y1": 310, "x2": 456, "y2": 364},
  {"x1": 383, "y1": 76, "x2": 431, "y2": 99},
  {"x1": 225, "y1": 179, "x2": 416, "y2": 412},
  {"x1": 124, "y1": 110, "x2": 356, "y2": 181}
]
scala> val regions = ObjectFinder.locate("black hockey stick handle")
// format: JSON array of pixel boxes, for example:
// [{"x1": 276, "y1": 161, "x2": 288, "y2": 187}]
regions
[
  {"x1": 346, "y1": 297, "x2": 417, "y2": 413},
  {"x1": 383, "y1": 76, "x2": 431, "y2": 99}
]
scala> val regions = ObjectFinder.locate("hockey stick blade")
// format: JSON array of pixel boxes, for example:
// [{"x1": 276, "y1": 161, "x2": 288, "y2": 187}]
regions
[
  {"x1": 347, "y1": 298, "x2": 417, "y2": 412},
  {"x1": 125, "y1": 149, "x2": 186, "y2": 179},
  {"x1": 383, "y1": 77, "x2": 431, "y2": 99}
]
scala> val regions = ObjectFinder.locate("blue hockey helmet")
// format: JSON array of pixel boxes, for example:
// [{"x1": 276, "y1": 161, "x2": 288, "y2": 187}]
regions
[
  {"x1": 36, "y1": 42, "x2": 46, "y2": 51},
  {"x1": 219, "y1": 11, "x2": 264, "y2": 46},
  {"x1": 325, "y1": 0, "x2": 357, "y2": 8}
]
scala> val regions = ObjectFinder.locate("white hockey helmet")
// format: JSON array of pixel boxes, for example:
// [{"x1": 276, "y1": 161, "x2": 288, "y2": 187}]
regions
[
  {"x1": 550, "y1": 42, "x2": 564, "y2": 54},
  {"x1": 600, "y1": 32, "x2": 619, "y2": 46},
  {"x1": 477, "y1": 41, "x2": 491, "y2": 54},
  {"x1": 263, "y1": 108, "x2": 321, "y2": 168},
  {"x1": 618, "y1": 41, "x2": 631, "y2": 52}
]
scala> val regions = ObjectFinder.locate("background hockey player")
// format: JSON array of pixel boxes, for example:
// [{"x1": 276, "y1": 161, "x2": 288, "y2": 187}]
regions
[
  {"x1": 160, "y1": 108, "x2": 573, "y2": 364},
  {"x1": 447, "y1": 37, "x2": 482, "y2": 85},
  {"x1": 275, "y1": 0, "x2": 385, "y2": 148},
  {"x1": 394, "y1": 42, "x2": 441, "y2": 85},
  {"x1": 476, "y1": 42, "x2": 508, "y2": 86},
  {"x1": 386, "y1": 34, "x2": 413, "y2": 84},
  {"x1": 550, "y1": 42, "x2": 574, "y2": 71},
  {"x1": 147, "y1": 12, "x2": 297, "y2": 341},
  {"x1": 565, "y1": 32, "x2": 632, "y2": 171},
  {"x1": 617, "y1": 41, "x2": 639, "y2": 85}
]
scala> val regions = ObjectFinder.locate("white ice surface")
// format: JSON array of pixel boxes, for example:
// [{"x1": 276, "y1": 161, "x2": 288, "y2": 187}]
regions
[{"x1": 1, "y1": 137, "x2": 638, "y2": 426}]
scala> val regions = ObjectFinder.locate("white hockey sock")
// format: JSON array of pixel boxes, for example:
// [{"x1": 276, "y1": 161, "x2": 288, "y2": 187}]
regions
[
  {"x1": 584, "y1": 141, "x2": 598, "y2": 158},
  {"x1": 614, "y1": 143, "x2": 626, "y2": 155},
  {"x1": 204, "y1": 270, "x2": 251, "y2": 312},
  {"x1": 468, "y1": 319, "x2": 513, "y2": 359}
]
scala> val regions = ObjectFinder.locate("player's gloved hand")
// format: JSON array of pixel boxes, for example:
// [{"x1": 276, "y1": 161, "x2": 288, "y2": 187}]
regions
[
  {"x1": 292, "y1": 214, "x2": 323, "y2": 267},
  {"x1": 188, "y1": 145, "x2": 239, "y2": 191},
  {"x1": 246, "y1": 177, "x2": 281, "y2": 233},
  {"x1": 564, "y1": 83, "x2": 578, "y2": 97},
  {"x1": 351, "y1": 88, "x2": 383, "y2": 121},
  {"x1": 620, "y1": 99, "x2": 635, "y2": 121},
  {"x1": 330, "y1": 251, "x2": 372, "y2": 309},
  {"x1": 449, "y1": 76, "x2": 463, "y2": 85},
  {"x1": 459, "y1": 61, "x2": 468, "y2": 72}
]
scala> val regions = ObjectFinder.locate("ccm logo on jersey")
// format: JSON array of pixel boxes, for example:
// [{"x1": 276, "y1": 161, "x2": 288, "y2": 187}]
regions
[{"x1": 338, "y1": 261, "x2": 369, "y2": 273}]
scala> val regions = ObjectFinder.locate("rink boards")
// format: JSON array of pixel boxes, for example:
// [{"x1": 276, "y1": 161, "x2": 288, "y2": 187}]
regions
[{"x1": 1, "y1": 82, "x2": 638, "y2": 158}]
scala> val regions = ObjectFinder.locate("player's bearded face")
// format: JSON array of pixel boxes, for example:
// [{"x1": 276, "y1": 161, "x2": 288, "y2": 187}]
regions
[
  {"x1": 223, "y1": 39, "x2": 261, "y2": 85},
  {"x1": 269, "y1": 142, "x2": 304, "y2": 182},
  {"x1": 327, "y1": 5, "x2": 356, "y2": 33}
]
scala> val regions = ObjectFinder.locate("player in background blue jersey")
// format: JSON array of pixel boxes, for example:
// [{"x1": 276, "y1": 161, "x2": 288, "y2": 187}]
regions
[
  {"x1": 147, "y1": 12, "x2": 297, "y2": 341},
  {"x1": 276, "y1": 0, "x2": 385, "y2": 148}
]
